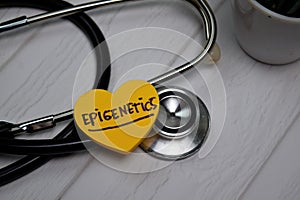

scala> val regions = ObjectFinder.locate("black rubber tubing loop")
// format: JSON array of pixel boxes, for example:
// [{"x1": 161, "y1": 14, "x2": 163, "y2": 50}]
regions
[
  {"x1": 0, "y1": 0, "x2": 114, "y2": 155},
  {"x1": 0, "y1": 0, "x2": 111, "y2": 186},
  {"x1": 0, "y1": 137, "x2": 92, "y2": 156}
]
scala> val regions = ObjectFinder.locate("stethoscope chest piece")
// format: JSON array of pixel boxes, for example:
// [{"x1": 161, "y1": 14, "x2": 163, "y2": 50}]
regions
[
  {"x1": 0, "y1": 0, "x2": 217, "y2": 185},
  {"x1": 140, "y1": 87, "x2": 210, "y2": 160}
]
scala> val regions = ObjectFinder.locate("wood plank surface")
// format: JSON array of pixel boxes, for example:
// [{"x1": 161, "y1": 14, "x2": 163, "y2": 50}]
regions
[
  {"x1": 241, "y1": 113, "x2": 300, "y2": 200},
  {"x1": 0, "y1": 0, "x2": 225, "y2": 199},
  {"x1": 62, "y1": 1, "x2": 300, "y2": 200}
]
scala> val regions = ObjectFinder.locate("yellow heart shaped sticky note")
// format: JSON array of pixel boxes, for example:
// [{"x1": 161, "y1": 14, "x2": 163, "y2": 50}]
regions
[{"x1": 74, "y1": 80, "x2": 160, "y2": 153}]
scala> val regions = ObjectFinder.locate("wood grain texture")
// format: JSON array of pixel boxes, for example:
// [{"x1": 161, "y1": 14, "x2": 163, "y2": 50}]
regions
[
  {"x1": 0, "y1": 5, "x2": 96, "y2": 200},
  {"x1": 241, "y1": 113, "x2": 300, "y2": 200},
  {"x1": 62, "y1": 1, "x2": 300, "y2": 200},
  {"x1": 0, "y1": 0, "x2": 224, "y2": 199}
]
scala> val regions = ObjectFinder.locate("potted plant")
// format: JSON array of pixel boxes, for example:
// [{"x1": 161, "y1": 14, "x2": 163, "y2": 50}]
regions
[
  {"x1": 256, "y1": 0, "x2": 300, "y2": 17},
  {"x1": 231, "y1": 0, "x2": 300, "y2": 65}
]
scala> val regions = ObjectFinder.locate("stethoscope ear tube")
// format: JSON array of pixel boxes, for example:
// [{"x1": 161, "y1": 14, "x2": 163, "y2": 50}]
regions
[
  {"x1": 0, "y1": 0, "x2": 217, "y2": 86},
  {"x1": 0, "y1": 0, "x2": 111, "y2": 186},
  {"x1": 149, "y1": 0, "x2": 217, "y2": 85},
  {"x1": 0, "y1": 0, "x2": 217, "y2": 186}
]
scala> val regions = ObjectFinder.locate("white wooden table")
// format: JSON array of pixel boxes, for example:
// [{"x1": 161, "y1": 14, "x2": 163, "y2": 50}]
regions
[{"x1": 0, "y1": 0, "x2": 300, "y2": 199}]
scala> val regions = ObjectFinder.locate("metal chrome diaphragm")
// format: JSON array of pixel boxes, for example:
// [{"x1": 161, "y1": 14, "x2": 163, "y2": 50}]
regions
[{"x1": 140, "y1": 87, "x2": 210, "y2": 160}]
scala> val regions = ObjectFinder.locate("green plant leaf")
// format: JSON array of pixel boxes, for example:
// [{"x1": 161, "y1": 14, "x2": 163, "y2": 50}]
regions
[{"x1": 287, "y1": 0, "x2": 300, "y2": 16}]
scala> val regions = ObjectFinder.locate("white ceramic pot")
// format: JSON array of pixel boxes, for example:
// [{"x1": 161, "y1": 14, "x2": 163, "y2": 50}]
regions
[{"x1": 231, "y1": 0, "x2": 300, "y2": 65}]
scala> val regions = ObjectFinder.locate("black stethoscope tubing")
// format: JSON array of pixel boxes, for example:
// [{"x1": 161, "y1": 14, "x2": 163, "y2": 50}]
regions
[
  {"x1": 0, "y1": 0, "x2": 217, "y2": 186},
  {"x1": 0, "y1": 0, "x2": 217, "y2": 158},
  {"x1": 0, "y1": 0, "x2": 111, "y2": 186}
]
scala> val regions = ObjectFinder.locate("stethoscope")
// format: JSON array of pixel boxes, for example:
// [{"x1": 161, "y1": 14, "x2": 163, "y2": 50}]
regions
[{"x1": 0, "y1": 0, "x2": 217, "y2": 186}]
